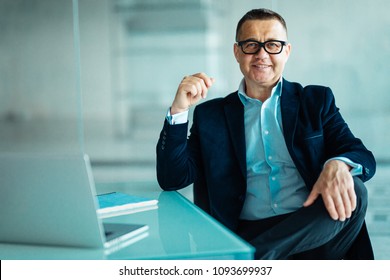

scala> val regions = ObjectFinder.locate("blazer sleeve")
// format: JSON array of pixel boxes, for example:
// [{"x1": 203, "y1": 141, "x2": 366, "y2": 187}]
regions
[
  {"x1": 156, "y1": 119, "x2": 198, "y2": 190},
  {"x1": 287, "y1": 83, "x2": 376, "y2": 185},
  {"x1": 320, "y1": 87, "x2": 376, "y2": 182}
]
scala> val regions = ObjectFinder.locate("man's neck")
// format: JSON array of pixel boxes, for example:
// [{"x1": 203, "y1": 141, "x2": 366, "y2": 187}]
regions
[
  {"x1": 246, "y1": 88, "x2": 272, "y2": 102},
  {"x1": 245, "y1": 80, "x2": 279, "y2": 102}
]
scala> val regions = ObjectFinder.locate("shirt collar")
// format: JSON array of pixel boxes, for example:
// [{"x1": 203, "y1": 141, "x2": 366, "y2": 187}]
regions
[{"x1": 238, "y1": 78, "x2": 283, "y2": 106}]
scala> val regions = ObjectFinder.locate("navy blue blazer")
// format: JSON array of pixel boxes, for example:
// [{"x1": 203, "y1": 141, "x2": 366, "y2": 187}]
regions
[{"x1": 156, "y1": 79, "x2": 376, "y2": 258}]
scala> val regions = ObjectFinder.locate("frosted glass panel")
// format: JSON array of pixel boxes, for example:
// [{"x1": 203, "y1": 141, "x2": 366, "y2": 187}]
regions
[{"x1": 0, "y1": 0, "x2": 83, "y2": 155}]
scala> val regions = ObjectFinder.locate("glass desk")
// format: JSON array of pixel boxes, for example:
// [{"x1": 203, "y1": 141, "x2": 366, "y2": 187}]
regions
[{"x1": 0, "y1": 182, "x2": 254, "y2": 260}]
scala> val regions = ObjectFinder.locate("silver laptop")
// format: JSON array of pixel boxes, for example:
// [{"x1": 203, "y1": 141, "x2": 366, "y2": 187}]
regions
[{"x1": 0, "y1": 153, "x2": 148, "y2": 252}]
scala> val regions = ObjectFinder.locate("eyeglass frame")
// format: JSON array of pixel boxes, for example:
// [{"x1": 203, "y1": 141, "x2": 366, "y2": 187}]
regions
[{"x1": 236, "y1": 39, "x2": 288, "y2": 55}]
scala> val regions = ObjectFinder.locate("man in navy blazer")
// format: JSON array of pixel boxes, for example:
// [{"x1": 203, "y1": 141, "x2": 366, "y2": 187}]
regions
[{"x1": 156, "y1": 9, "x2": 376, "y2": 259}]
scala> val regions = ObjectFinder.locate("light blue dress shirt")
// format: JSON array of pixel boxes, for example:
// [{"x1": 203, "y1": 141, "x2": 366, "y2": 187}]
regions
[
  {"x1": 238, "y1": 79, "x2": 310, "y2": 219},
  {"x1": 237, "y1": 78, "x2": 363, "y2": 220}
]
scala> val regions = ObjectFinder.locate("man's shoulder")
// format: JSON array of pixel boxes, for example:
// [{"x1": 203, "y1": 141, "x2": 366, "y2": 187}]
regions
[
  {"x1": 284, "y1": 79, "x2": 329, "y2": 92},
  {"x1": 283, "y1": 79, "x2": 335, "y2": 111},
  {"x1": 284, "y1": 79, "x2": 332, "y2": 98}
]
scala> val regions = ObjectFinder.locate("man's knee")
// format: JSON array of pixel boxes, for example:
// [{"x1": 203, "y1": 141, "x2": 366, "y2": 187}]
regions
[{"x1": 353, "y1": 176, "x2": 368, "y2": 214}]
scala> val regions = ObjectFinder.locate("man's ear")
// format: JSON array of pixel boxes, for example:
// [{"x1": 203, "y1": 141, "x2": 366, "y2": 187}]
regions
[
  {"x1": 233, "y1": 43, "x2": 240, "y2": 63},
  {"x1": 284, "y1": 43, "x2": 291, "y2": 62}
]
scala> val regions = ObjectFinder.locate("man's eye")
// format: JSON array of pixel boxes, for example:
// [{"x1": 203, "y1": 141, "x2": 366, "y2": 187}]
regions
[
  {"x1": 266, "y1": 42, "x2": 281, "y2": 49},
  {"x1": 245, "y1": 43, "x2": 258, "y2": 48}
]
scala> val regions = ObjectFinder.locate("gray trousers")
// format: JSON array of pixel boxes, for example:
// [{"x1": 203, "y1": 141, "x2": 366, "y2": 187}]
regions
[{"x1": 237, "y1": 177, "x2": 369, "y2": 260}]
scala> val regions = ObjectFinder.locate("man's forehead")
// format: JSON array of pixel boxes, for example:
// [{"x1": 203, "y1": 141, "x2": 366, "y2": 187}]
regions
[{"x1": 238, "y1": 19, "x2": 287, "y2": 40}]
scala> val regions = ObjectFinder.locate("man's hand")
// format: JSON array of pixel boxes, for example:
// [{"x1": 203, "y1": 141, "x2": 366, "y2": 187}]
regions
[
  {"x1": 303, "y1": 160, "x2": 356, "y2": 221},
  {"x1": 170, "y1": 73, "x2": 215, "y2": 115}
]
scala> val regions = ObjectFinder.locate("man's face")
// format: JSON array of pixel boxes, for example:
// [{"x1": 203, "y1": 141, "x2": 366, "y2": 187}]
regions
[{"x1": 234, "y1": 19, "x2": 291, "y2": 90}]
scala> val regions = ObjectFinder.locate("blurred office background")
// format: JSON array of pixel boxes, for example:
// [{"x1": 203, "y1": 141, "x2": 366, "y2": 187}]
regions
[{"x1": 0, "y1": 0, "x2": 389, "y2": 259}]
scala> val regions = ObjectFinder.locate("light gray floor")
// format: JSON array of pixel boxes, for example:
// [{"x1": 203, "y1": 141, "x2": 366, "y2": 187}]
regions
[{"x1": 365, "y1": 165, "x2": 390, "y2": 260}]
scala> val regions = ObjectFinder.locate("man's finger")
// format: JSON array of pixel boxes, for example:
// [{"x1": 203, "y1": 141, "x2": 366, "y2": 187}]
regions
[
  {"x1": 194, "y1": 72, "x2": 215, "y2": 88},
  {"x1": 303, "y1": 190, "x2": 319, "y2": 207},
  {"x1": 348, "y1": 187, "x2": 357, "y2": 212},
  {"x1": 341, "y1": 191, "x2": 352, "y2": 219},
  {"x1": 333, "y1": 195, "x2": 346, "y2": 221},
  {"x1": 323, "y1": 195, "x2": 339, "y2": 221}
]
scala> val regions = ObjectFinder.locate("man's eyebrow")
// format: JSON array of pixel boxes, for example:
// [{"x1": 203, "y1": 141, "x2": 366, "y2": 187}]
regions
[
  {"x1": 242, "y1": 36, "x2": 257, "y2": 40},
  {"x1": 238, "y1": 37, "x2": 258, "y2": 42},
  {"x1": 239, "y1": 37, "x2": 281, "y2": 42}
]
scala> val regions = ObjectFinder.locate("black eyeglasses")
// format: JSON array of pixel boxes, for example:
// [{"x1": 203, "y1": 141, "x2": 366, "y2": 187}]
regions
[{"x1": 237, "y1": 39, "x2": 287, "y2": 55}]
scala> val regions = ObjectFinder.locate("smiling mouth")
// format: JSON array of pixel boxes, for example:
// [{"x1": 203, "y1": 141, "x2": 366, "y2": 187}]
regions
[{"x1": 253, "y1": 64, "x2": 271, "y2": 69}]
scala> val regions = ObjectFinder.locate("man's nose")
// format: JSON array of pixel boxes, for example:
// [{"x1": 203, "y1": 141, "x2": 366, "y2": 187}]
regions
[{"x1": 255, "y1": 46, "x2": 269, "y2": 58}]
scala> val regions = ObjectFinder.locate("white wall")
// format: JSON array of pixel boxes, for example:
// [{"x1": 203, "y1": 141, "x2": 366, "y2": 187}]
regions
[{"x1": 0, "y1": 0, "x2": 77, "y2": 120}]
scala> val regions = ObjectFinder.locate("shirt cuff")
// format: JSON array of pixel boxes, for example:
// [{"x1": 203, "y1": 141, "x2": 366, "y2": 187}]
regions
[
  {"x1": 325, "y1": 157, "x2": 363, "y2": 176},
  {"x1": 166, "y1": 108, "x2": 189, "y2": 125}
]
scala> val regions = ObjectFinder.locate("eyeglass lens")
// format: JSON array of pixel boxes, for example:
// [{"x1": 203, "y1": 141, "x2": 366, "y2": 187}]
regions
[{"x1": 241, "y1": 40, "x2": 284, "y2": 54}]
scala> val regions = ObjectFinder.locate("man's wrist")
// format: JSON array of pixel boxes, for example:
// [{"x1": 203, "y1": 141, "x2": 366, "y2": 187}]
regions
[
  {"x1": 324, "y1": 157, "x2": 363, "y2": 176},
  {"x1": 170, "y1": 105, "x2": 188, "y2": 115},
  {"x1": 325, "y1": 159, "x2": 351, "y2": 171},
  {"x1": 166, "y1": 108, "x2": 189, "y2": 125}
]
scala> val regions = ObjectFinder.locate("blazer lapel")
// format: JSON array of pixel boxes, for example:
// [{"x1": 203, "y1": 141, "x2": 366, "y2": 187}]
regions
[
  {"x1": 223, "y1": 92, "x2": 247, "y2": 179},
  {"x1": 280, "y1": 79, "x2": 300, "y2": 150}
]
